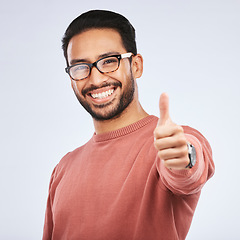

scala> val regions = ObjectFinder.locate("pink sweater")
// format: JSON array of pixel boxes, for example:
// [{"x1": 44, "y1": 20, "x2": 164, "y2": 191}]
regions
[{"x1": 43, "y1": 115, "x2": 214, "y2": 240}]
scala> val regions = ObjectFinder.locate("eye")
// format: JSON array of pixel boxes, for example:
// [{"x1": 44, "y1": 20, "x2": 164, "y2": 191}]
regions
[
  {"x1": 102, "y1": 57, "x2": 118, "y2": 65},
  {"x1": 72, "y1": 64, "x2": 88, "y2": 72}
]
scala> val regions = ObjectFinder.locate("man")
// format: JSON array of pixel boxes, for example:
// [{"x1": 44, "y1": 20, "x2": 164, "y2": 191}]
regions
[{"x1": 43, "y1": 10, "x2": 215, "y2": 240}]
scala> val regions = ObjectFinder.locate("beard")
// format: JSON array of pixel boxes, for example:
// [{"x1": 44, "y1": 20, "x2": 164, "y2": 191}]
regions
[{"x1": 73, "y1": 72, "x2": 135, "y2": 121}]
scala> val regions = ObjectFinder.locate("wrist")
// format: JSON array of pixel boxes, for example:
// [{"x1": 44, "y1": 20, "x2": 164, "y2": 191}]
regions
[{"x1": 185, "y1": 143, "x2": 197, "y2": 168}]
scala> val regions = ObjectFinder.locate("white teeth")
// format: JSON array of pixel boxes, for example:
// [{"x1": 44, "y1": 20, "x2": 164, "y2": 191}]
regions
[{"x1": 91, "y1": 89, "x2": 114, "y2": 99}]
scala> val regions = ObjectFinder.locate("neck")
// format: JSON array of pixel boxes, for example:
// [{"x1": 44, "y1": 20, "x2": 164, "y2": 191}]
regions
[{"x1": 93, "y1": 100, "x2": 148, "y2": 134}]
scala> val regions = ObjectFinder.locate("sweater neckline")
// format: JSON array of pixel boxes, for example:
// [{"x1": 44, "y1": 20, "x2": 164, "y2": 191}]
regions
[{"x1": 92, "y1": 115, "x2": 157, "y2": 142}]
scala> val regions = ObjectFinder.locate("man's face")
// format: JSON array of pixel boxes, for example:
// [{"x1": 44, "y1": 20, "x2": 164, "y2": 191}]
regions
[{"x1": 67, "y1": 28, "x2": 137, "y2": 121}]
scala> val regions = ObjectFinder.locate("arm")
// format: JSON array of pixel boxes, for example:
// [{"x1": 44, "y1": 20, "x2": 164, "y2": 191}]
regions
[
  {"x1": 157, "y1": 128, "x2": 214, "y2": 195},
  {"x1": 154, "y1": 93, "x2": 215, "y2": 195},
  {"x1": 42, "y1": 165, "x2": 58, "y2": 240}
]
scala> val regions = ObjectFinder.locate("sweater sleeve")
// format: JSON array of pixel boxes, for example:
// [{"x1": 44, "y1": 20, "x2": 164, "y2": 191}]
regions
[
  {"x1": 156, "y1": 126, "x2": 215, "y2": 195},
  {"x1": 42, "y1": 165, "x2": 59, "y2": 240}
]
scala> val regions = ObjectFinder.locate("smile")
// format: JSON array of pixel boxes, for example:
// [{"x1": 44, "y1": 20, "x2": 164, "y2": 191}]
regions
[{"x1": 91, "y1": 89, "x2": 115, "y2": 99}]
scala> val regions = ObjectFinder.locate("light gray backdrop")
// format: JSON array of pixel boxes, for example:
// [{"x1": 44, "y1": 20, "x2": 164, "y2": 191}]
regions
[{"x1": 0, "y1": 0, "x2": 239, "y2": 239}]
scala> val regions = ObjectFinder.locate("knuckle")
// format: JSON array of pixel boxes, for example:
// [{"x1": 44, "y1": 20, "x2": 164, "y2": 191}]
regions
[
  {"x1": 184, "y1": 149, "x2": 189, "y2": 157},
  {"x1": 175, "y1": 125, "x2": 184, "y2": 133},
  {"x1": 176, "y1": 135, "x2": 187, "y2": 146},
  {"x1": 180, "y1": 146, "x2": 188, "y2": 157},
  {"x1": 183, "y1": 157, "x2": 190, "y2": 167}
]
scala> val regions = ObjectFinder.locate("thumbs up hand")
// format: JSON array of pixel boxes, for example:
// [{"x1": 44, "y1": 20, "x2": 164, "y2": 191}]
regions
[{"x1": 154, "y1": 93, "x2": 190, "y2": 170}]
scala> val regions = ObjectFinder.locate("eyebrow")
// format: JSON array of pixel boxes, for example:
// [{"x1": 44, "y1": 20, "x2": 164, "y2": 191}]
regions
[{"x1": 69, "y1": 51, "x2": 121, "y2": 66}]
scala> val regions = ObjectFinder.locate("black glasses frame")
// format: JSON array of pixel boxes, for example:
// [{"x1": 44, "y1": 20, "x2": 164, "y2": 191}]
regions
[{"x1": 65, "y1": 52, "x2": 133, "y2": 81}]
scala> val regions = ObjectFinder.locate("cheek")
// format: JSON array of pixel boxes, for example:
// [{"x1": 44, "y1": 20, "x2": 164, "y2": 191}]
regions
[{"x1": 116, "y1": 63, "x2": 132, "y2": 84}]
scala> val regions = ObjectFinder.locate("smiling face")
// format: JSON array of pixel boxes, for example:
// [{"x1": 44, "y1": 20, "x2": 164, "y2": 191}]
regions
[{"x1": 67, "y1": 28, "x2": 141, "y2": 121}]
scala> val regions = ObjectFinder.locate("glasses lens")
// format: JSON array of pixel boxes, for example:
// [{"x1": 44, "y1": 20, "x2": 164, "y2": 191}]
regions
[
  {"x1": 70, "y1": 64, "x2": 89, "y2": 80},
  {"x1": 98, "y1": 56, "x2": 119, "y2": 73}
]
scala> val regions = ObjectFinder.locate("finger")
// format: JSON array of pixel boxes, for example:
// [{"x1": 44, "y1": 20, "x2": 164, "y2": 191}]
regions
[
  {"x1": 162, "y1": 158, "x2": 190, "y2": 170},
  {"x1": 154, "y1": 124, "x2": 183, "y2": 139},
  {"x1": 154, "y1": 133, "x2": 186, "y2": 150},
  {"x1": 157, "y1": 145, "x2": 188, "y2": 161},
  {"x1": 159, "y1": 93, "x2": 170, "y2": 125}
]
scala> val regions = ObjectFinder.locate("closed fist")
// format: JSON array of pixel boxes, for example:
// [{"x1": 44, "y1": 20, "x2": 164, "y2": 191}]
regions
[{"x1": 154, "y1": 93, "x2": 190, "y2": 170}]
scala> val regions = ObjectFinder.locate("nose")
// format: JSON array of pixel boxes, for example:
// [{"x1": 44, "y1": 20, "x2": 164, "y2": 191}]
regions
[{"x1": 88, "y1": 65, "x2": 108, "y2": 86}]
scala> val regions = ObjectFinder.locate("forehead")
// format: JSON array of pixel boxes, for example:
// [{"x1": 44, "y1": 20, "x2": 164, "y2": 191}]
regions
[{"x1": 67, "y1": 28, "x2": 126, "y2": 62}]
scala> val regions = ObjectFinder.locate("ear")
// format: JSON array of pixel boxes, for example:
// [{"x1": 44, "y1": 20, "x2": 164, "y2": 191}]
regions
[{"x1": 131, "y1": 54, "x2": 143, "y2": 79}]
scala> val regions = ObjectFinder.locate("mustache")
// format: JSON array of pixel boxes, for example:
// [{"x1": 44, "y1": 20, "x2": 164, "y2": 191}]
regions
[{"x1": 82, "y1": 81, "x2": 122, "y2": 96}]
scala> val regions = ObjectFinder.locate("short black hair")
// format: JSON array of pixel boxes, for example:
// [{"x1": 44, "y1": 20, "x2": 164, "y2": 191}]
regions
[{"x1": 62, "y1": 10, "x2": 137, "y2": 65}]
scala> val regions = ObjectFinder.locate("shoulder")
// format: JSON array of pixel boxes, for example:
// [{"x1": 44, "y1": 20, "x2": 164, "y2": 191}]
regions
[
  {"x1": 54, "y1": 138, "x2": 93, "y2": 175},
  {"x1": 182, "y1": 125, "x2": 207, "y2": 139}
]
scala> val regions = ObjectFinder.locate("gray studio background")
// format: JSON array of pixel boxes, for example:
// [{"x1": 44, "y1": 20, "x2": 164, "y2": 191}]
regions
[{"x1": 1, "y1": 0, "x2": 239, "y2": 239}]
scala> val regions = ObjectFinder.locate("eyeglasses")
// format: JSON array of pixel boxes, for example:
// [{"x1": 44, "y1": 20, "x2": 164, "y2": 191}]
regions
[{"x1": 65, "y1": 52, "x2": 133, "y2": 81}]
